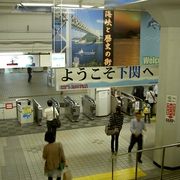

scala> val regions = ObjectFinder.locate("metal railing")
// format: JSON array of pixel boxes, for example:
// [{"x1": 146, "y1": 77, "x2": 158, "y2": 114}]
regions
[{"x1": 112, "y1": 142, "x2": 180, "y2": 180}]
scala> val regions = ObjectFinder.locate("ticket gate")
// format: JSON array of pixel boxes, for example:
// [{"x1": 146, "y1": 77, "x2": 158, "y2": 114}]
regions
[
  {"x1": 33, "y1": 98, "x2": 43, "y2": 126},
  {"x1": 111, "y1": 95, "x2": 123, "y2": 113},
  {"x1": 16, "y1": 98, "x2": 34, "y2": 125},
  {"x1": 121, "y1": 92, "x2": 136, "y2": 116},
  {"x1": 64, "y1": 96, "x2": 80, "y2": 122},
  {"x1": 51, "y1": 97, "x2": 61, "y2": 114},
  {"x1": 82, "y1": 95, "x2": 96, "y2": 120}
]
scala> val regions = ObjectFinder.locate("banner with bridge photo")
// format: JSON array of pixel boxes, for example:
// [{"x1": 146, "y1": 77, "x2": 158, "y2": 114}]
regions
[
  {"x1": 55, "y1": 66, "x2": 158, "y2": 90},
  {"x1": 52, "y1": 9, "x2": 159, "y2": 67}
]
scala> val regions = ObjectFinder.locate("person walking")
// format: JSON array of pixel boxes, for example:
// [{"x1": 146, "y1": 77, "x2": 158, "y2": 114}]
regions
[
  {"x1": 128, "y1": 111, "x2": 146, "y2": 163},
  {"x1": 43, "y1": 131, "x2": 66, "y2": 180},
  {"x1": 27, "y1": 67, "x2": 32, "y2": 83},
  {"x1": 143, "y1": 102, "x2": 151, "y2": 123},
  {"x1": 43, "y1": 100, "x2": 59, "y2": 139},
  {"x1": 109, "y1": 106, "x2": 124, "y2": 155},
  {"x1": 145, "y1": 86, "x2": 156, "y2": 117}
]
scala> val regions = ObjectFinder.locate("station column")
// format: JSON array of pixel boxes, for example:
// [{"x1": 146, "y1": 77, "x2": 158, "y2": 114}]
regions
[{"x1": 148, "y1": 6, "x2": 180, "y2": 168}]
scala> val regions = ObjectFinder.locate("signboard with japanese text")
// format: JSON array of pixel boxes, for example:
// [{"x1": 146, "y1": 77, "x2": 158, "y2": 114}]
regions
[
  {"x1": 166, "y1": 95, "x2": 177, "y2": 123},
  {"x1": 55, "y1": 65, "x2": 158, "y2": 90},
  {"x1": 103, "y1": 10, "x2": 114, "y2": 66}
]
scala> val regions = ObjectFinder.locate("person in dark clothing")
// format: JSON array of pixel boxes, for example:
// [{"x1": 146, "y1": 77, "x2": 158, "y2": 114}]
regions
[
  {"x1": 27, "y1": 67, "x2": 32, "y2": 83},
  {"x1": 132, "y1": 86, "x2": 145, "y2": 101},
  {"x1": 109, "y1": 106, "x2": 124, "y2": 155}
]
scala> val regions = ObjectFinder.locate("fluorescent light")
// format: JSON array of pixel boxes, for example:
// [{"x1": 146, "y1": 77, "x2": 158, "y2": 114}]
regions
[
  {"x1": 57, "y1": 4, "x2": 94, "y2": 8},
  {"x1": 98, "y1": 6, "x2": 104, "y2": 9},
  {"x1": 81, "y1": 5, "x2": 94, "y2": 8},
  {"x1": 127, "y1": 0, "x2": 148, "y2": 5},
  {"x1": 57, "y1": 4, "x2": 79, "y2": 8},
  {"x1": 20, "y1": 3, "x2": 54, "y2": 7}
]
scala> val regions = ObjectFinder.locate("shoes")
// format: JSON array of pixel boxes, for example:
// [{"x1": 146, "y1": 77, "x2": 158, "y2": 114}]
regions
[{"x1": 138, "y1": 159, "x2": 143, "y2": 163}]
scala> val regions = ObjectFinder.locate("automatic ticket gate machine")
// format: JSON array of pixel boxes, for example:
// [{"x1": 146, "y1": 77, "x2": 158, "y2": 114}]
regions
[
  {"x1": 16, "y1": 98, "x2": 34, "y2": 125},
  {"x1": 111, "y1": 95, "x2": 123, "y2": 113},
  {"x1": 82, "y1": 95, "x2": 96, "y2": 120},
  {"x1": 121, "y1": 92, "x2": 136, "y2": 116},
  {"x1": 33, "y1": 98, "x2": 43, "y2": 126},
  {"x1": 64, "y1": 96, "x2": 80, "y2": 122}
]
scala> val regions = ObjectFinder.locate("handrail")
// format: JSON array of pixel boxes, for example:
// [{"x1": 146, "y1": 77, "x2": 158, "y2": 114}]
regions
[{"x1": 111, "y1": 142, "x2": 180, "y2": 180}]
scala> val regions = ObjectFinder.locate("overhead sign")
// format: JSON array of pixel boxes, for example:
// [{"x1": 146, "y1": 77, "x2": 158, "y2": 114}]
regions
[
  {"x1": 51, "y1": 53, "x2": 65, "y2": 68},
  {"x1": 55, "y1": 65, "x2": 158, "y2": 90}
]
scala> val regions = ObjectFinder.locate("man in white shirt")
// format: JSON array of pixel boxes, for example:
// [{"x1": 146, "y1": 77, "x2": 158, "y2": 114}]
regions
[
  {"x1": 145, "y1": 86, "x2": 156, "y2": 118},
  {"x1": 128, "y1": 111, "x2": 146, "y2": 163},
  {"x1": 43, "y1": 100, "x2": 59, "y2": 139}
]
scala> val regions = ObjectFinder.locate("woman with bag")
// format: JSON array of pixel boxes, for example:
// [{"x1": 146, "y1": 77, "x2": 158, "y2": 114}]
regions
[
  {"x1": 43, "y1": 131, "x2": 67, "y2": 180},
  {"x1": 145, "y1": 86, "x2": 156, "y2": 118},
  {"x1": 43, "y1": 100, "x2": 59, "y2": 139},
  {"x1": 109, "y1": 106, "x2": 124, "y2": 155}
]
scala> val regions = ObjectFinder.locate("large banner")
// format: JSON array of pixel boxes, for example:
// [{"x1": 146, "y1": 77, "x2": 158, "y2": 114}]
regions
[
  {"x1": 53, "y1": 9, "x2": 159, "y2": 68},
  {"x1": 140, "y1": 12, "x2": 160, "y2": 65},
  {"x1": 55, "y1": 65, "x2": 158, "y2": 90}
]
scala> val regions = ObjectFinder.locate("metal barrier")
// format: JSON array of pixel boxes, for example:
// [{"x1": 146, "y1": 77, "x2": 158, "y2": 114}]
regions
[
  {"x1": 51, "y1": 97, "x2": 61, "y2": 114},
  {"x1": 121, "y1": 92, "x2": 136, "y2": 116},
  {"x1": 82, "y1": 95, "x2": 96, "y2": 120},
  {"x1": 133, "y1": 96, "x2": 144, "y2": 111},
  {"x1": 32, "y1": 98, "x2": 43, "y2": 126},
  {"x1": 64, "y1": 96, "x2": 80, "y2": 122},
  {"x1": 111, "y1": 142, "x2": 180, "y2": 180},
  {"x1": 111, "y1": 95, "x2": 122, "y2": 113}
]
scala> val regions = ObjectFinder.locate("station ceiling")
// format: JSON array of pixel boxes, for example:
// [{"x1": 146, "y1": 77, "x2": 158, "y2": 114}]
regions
[{"x1": 0, "y1": 0, "x2": 180, "y2": 13}]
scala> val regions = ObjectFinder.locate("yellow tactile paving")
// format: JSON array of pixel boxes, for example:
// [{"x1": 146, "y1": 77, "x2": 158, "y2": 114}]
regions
[{"x1": 73, "y1": 167, "x2": 146, "y2": 180}]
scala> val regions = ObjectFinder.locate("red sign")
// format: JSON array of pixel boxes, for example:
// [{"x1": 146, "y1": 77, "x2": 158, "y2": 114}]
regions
[
  {"x1": 166, "y1": 95, "x2": 177, "y2": 123},
  {"x1": 5, "y1": 103, "x2": 13, "y2": 109}
]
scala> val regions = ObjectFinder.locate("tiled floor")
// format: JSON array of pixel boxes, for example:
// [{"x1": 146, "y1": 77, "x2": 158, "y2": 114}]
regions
[
  {"x1": 0, "y1": 123, "x2": 158, "y2": 180},
  {"x1": 0, "y1": 71, "x2": 175, "y2": 180}
]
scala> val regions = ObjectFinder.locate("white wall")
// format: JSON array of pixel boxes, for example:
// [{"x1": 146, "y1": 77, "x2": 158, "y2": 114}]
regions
[{"x1": 0, "y1": 13, "x2": 52, "y2": 53}]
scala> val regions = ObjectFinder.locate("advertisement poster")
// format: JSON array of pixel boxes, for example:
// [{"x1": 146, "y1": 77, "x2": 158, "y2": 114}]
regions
[
  {"x1": 166, "y1": 95, "x2": 177, "y2": 123},
  {"x1": 140, "y1": 12, "x2": 160, "y2": 65},
  {"x1": 53, "y1": 8, "x2": 103, "y2": 67},
  {"x1": 22, "y1": 106, "x2": 33, "y2": 120},
  {"x1": 113, "y1": 11, "x2": 141, "y2": 66},
  {"x1": 0, "y1": 55, "x2": 39, "y2": 68},
  {"x1": 53, "y1": 9, "x2": 159, "y2": 68}
]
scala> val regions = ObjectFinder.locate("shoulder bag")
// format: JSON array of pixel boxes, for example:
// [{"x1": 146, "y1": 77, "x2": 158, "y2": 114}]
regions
[
  {"x1": 150, "y1": 91, "x2": 157, "y2": 104},
  {"x1": 51, "y1": 106, "x2": 61, "y2": 128}
]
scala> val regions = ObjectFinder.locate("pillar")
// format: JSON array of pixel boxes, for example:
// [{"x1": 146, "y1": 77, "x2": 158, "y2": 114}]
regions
[{"x1": 148, "y1": 5, "x2": 180, "y2": 168}]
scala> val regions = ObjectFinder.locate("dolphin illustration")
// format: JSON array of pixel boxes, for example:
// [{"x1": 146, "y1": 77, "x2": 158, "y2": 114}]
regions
[{"x1": 147, "y1": 18, "x2": 160, "y2": 30}]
